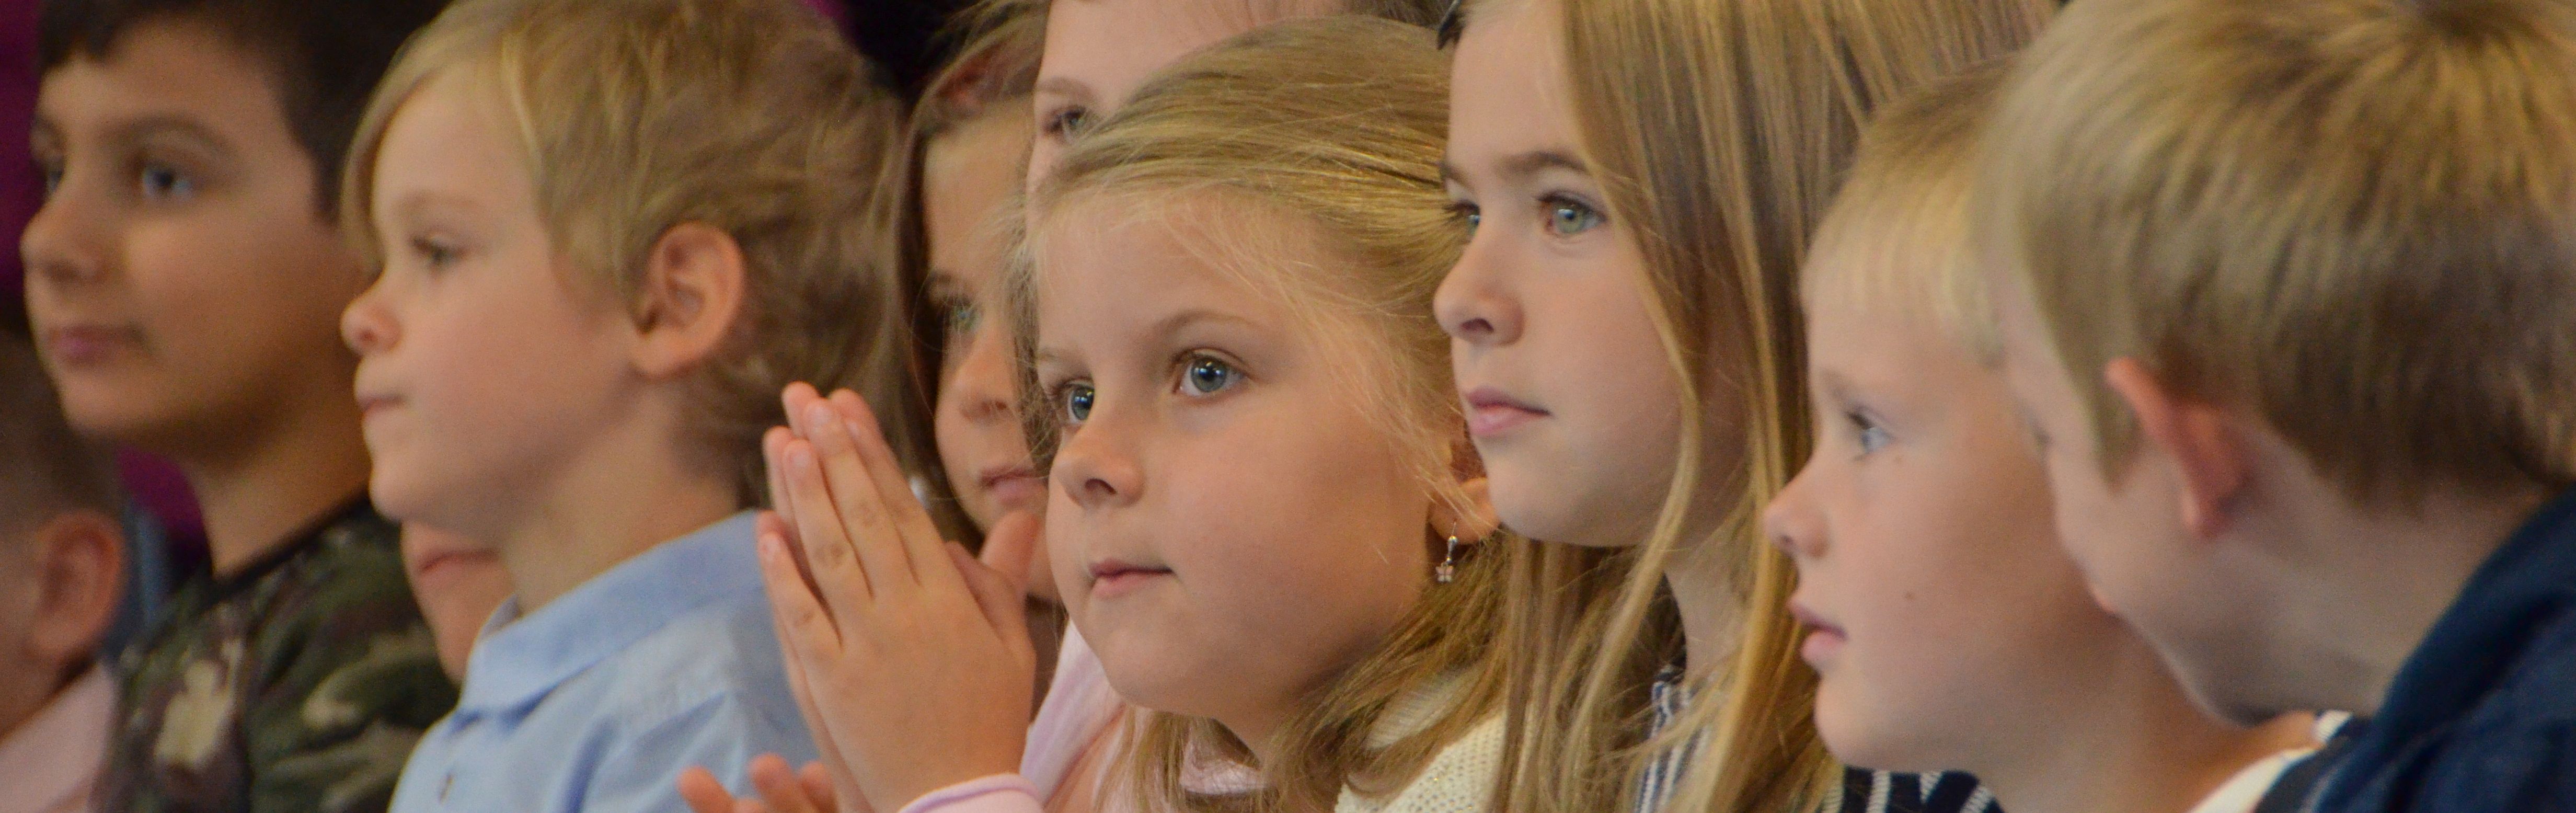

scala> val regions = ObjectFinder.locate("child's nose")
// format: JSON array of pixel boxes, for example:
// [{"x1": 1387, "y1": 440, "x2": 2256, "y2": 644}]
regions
[{"x1": 340, "y1": 280, "x2": 401, "y2": 356}]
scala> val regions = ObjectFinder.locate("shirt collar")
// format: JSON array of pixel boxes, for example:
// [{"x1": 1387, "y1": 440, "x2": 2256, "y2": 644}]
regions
[
  {"x1": 456, "y1": 511, "x2": 763, "y2": 714},
  {"x1": 2349, "y1": 487, "x2": 2576, "y2": 752}
]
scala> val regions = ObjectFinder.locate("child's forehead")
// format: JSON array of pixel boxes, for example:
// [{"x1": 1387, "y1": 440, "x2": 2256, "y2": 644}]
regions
[{"x1": 37, "y1": 21, "x2": 288, "y2": 141}]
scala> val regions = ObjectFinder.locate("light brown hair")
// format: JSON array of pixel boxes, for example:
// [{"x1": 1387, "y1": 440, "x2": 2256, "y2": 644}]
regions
[
  {"x1": 1981, "y1": 0, "x2": 2576, "y2": 500},
  {"x1": 1803, "y1": 63, "x2": 2012, "y2": 360},
  {"x1": 1460, "y1": 1, "x2": 2051, "y2": 811},
  {"x1": 879, "y1": 0, "x2": 1049, "y2": 544},
  {"x1": 1010, "y1": 17, "x2": 1510, "y2": 812},
  {"x1": 340, "y1": 0, "x2": 910, "y2": 505}
]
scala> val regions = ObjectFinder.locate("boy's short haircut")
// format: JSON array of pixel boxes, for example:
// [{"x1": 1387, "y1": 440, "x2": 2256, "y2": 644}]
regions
[
  {"x1": 38, "y1": 0, "x2": 451, "y2": 214},
  {"x1": 341, "y1": 0, "x2": 910, "y2": 505},
  {"x1": 1979, "y1": 0, "x2": 2576, "y2": 500},
  {"x1": 1803, "y1": 61, "x2": 2008, "y2": 360},
  {"x1": 0, "y1": 328, "x2": 121, "y2": 535}
]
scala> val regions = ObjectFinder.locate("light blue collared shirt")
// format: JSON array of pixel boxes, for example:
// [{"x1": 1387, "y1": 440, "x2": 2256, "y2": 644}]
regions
[{"x1": 389, "y1": 512, "x2": 818, "y2": 813}]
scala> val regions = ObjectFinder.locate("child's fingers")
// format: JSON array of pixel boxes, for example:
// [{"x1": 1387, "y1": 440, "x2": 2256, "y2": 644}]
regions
[
  {"x1": 974, "y1": 510, "x2": 1041, "y2": 597},
  {"x1": 758, "y1": 580, "x2": 854, "y2": 793},
  {"x1": 757, "y1": 512, "x2": 823, "y2": 613},
  {"x1": 949, "y1": 540, "x2": 1033, "y2": 662},
  {"x1": 750, "y1": 754, "x2": 824, "y2": 813},
  {"x1": 827, "y1": 390, "x2": 962, "y2": 592},
  {"x1": 780, "y1": 439, "x2": 882, "y2": 619},
  {"x1": 762, "y1": 430, "x2": 805, "y2": 548},
  {"x1": 799, "y1": 399, "x2": 919, "y2": 601},
  {"x1": 796, "y1": 763, "x2": 848, "y2": 813},
  {"x1": 677, "y1": 767, "x2": 740, "y2": 813},
  {"x1": 757, "y1": 529, "x2": 846, "y2": 662}
]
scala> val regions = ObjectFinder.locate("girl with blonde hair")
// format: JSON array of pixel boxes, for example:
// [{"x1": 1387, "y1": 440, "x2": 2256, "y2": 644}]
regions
[
  {"x1": 716, "y1": 17, "x2": 1518, "y2": 813},
  {"x1": 1433, "y1": 0, "x2": 2047, "y2": 810}
]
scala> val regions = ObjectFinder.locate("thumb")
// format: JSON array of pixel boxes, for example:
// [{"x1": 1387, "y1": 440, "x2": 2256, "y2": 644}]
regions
[
  {"x1": 975, "y1": 510, "x2": 1043, "y2": 596},
  {"x1": 951, "y1": 540, "x2": 1033, "y2": 661}
]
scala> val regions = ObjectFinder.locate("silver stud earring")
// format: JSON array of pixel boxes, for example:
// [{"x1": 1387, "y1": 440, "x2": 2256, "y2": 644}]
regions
[{"x1": 1436, "y1": 535, "x2": 1460, "y2": 584}]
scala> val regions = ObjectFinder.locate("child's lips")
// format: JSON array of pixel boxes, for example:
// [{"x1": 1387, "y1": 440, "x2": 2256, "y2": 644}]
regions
[
  {"x1": 1463, "y1": 387, "x2": 1548, "y2": 438},
  {"x1": 1789, "y1": 601, "x2": 1848, "y2": 667},
  {"x1": 1086, "y1": 559, "x2": 1174, "y2": 601},
  {"x1": 41, "y1": 324, "x2": 141, "y2": 367}
]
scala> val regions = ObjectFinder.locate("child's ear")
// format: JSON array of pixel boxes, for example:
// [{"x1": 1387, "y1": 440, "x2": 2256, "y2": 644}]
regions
[
  {"x1": 2105, "y1": 358, "x2": 2247, "y2": 541},
  {"x1": 28, "y1": 510, "x2": 123, "y2": 669},
  {"x1": 630, "y1": 222, "x2": 748, "y2": 379}
]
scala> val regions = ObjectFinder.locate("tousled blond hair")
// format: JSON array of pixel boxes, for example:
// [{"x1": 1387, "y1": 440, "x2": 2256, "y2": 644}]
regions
[
  {"x1": 1007, "y1": 17, "x2": 1512, "y2": 812},
  {"x1": 1980, "y1": 0, "x2": 2576, "y2": 500},
  {"x1": 1802, "y1": 63, "x2": 2012, "y2": 360},
  {"x1": 1469, "y1": 1, "x2": 2051, "y2": 812},
  {"x1": 341, "y1": 0, "x2": 909, "y2": 505}
]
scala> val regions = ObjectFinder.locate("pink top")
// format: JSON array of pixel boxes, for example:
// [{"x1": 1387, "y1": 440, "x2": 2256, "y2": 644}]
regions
[{"x1": 0, "y1": 668, "x2": 113, "y2": 813}]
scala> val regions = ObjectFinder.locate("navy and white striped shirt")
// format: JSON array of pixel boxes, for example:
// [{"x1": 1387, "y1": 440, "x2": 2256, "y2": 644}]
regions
[{"x1": 1634, "y1": 667, "x2": 2001, "y2": 813}]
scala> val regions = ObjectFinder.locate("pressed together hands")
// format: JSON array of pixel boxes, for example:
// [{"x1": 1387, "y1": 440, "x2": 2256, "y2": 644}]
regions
[{"x1": 678, "y1": 383, "x2": 1044, "y2": 813}]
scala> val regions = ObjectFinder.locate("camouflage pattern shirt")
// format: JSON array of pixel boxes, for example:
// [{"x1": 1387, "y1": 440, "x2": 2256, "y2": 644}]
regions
[{"x1": 100, "y1": 498, "x2": 458, "y2": 813}]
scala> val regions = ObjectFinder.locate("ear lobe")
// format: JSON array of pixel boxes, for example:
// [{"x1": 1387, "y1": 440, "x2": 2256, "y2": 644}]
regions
[
  {"x1": 28, "y1": 511, "x2": 124, "y2": 669},
  {"x1": 630, "y1": 222, "x2": 749, "y2": 379},
  {"x1": 2104, "y1": 358, "x2": 2246, "y2": 541},
  {"x1": 1438, "y1": 476, "x2": 1504, "y2": 544}
]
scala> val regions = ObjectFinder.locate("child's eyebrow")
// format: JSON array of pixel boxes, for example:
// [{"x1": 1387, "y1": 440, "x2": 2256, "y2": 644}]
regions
[
  {"x1": 1498, "y1": 148, "x2": 1590, "y2": 183},
  {"x1": 1033, "y1": 76, "x2": 1097, "y2": 105},
  {"x1": 1145, "y1": 308, "x2": 1257, "y2": 343},
  {"x1": 107, "y1": 115, "x2": 235, "y2": 158}
]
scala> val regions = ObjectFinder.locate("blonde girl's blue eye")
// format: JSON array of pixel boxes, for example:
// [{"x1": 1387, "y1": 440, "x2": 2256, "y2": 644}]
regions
[
  {"x1": 1180, "y1": 356, "x2": 1241, "y2": 396},
  {"x1": 1061, "y1": 382, "x2": 1096, "y2": 424},
  {"x1": 1543, "y1": 194, "x2": 1604, "y2": 236},
  {"x1": 1448, "y1": 201, "x2": 1481, "y2": 232}
]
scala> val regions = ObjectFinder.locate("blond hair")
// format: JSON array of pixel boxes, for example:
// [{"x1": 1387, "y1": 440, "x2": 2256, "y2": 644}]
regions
[
  {"x1": 341, "y1": 0, "x2": 909, "y2": 505},
  {"x1": 965, "y1": 0, "x2": 1447, "y2": 28},
  {"x1": 1470, "y1": 1, "x2": 2050, "y2": 811},
  {"x1": 1802, "y1": 63, "x2": 2012, "y2": 360},
  {"x1": 1981, "y1": 0, "x2": 2576, "y2": 500},
  {"x1": 1008, "y1": 17, "x2": 1510, "y2": 812}
]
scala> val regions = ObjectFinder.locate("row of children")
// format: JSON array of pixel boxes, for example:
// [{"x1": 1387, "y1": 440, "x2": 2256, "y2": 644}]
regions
[{"x1": 0, "y1": 0, "x2": 2568, "y2": 811}]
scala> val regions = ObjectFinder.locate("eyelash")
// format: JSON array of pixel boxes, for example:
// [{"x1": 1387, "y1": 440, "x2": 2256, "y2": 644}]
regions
[
  {"x1": 1041, "y1": 105, "x2": 1091, "y2": 142},
  {"x1": 1538, "y1": 192, "x2": 1607, "y2": 236},
  {"x1": 410, "y1": 236, "x2": 461, "y2": 269},
  {"x1": 1848, "y1": 409, "x2": 1892, "y2": 456},
  {"x1": 1043, "y1": 350, "x2": 1248, "y2": 427}
]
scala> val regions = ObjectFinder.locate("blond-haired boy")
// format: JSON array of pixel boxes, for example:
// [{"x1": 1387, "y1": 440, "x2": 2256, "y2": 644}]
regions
[
  {"x1": 1979, "y1": 0, "x2": 2576, "y2": 809},
  {"x1": 334, "y1": 0, "x2": 906, "y2": 809}
]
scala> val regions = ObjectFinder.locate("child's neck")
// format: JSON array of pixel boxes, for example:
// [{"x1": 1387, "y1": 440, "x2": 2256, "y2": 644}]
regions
[
  {"x1": 2268, "y1": 483, "x2": 2551, "y2": 714},
  {"x1": 1663, "y1": 537, "x2": 1745, "y2": 679},
  {"x1": 176, "y1": 388, "x2": 372, "y2": 577},
  {"x1": 488, "y1": 430, "x2": 741, "y2": 614},
  {"x1": 1978, "y1": 645, "x2": 2315, "y2": 813}
]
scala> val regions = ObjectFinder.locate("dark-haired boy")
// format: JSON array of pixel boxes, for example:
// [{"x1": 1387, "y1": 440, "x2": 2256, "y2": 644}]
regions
[{"x1": 22, "y1": 1, "x2": 457, "y2": 810}]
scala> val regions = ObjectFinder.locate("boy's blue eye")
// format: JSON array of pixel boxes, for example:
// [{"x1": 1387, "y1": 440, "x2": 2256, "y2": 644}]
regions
[
  {"x1": 1543, "y1": 196, "x2": 1604, "y2": 236},
  {"x1": 1062, "y1": 383, "x2": 1096, "y2": 424},
  {"x1": 38, "y1": 163, "x2": 62, "y2": 197},
  {"x1": 1180, "y1": 356, "x2": 1241, "y2": 396},
  {"x1": 138, "y1": 163, "x2": 194, "y2": 200},
  {"x1": 1851, "y1": 411, "x2": 1892, "y2": 456}
]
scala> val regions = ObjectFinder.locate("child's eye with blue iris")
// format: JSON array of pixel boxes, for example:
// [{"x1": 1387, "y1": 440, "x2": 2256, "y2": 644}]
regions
[
  {"x1": 1062, "y1": 383, "x2": 1096, "y2": 423},
  {"x1": 1851, "y1": 410, "x2": 1892, "y2": 456},
  {"x1": 1543, "y1": 195, "x2": 1604, "y2": 236},
  {"x1": 139, "y1": 163, "x2": 194, "y2": 200},
  {"x1": 1181, "y1": 356, "x2": 1241, "y2": 396}
]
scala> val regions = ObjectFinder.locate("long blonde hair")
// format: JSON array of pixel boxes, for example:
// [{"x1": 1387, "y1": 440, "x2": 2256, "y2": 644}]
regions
[
  {"x1": 1008, "y1": 17, "x2": 1511, "y2": 812},
  {"x1": 1476, "y1": 1, "x2": 2051, "y2": 811}
]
